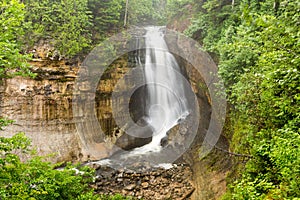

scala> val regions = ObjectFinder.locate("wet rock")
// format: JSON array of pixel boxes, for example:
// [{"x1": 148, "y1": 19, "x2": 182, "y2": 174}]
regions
[
  {"x1": 124, "y1": 184, "x2": 136, "y2": 191},
  {"x1": 160, "y1": 136, "x2": 168, "y2": 147},
  {"x1": 91, "y1": 162, "x2": 194, "y2": 200},
  {"x1": 115, "y1": 118, "x2": 153, "y2": 150},
  {"x1": 115, "y1": 132, "x2": 152, "y2": 150},
  {"x1": 141, "y1": 182, "x2": 149, "y2": 189}
]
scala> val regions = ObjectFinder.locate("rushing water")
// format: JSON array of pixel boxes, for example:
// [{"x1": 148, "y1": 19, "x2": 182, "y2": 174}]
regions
[
  {"x1": 130, "y1": 26, "x2": 189, "y2": 154},
  {"x1": 93, "y1": 26, "x2": 190, "y2": 168}
]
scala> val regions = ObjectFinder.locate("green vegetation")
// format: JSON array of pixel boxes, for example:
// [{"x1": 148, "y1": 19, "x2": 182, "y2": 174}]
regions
[
  {"x1": 0, "y1": 122, "x2": 133, "y2": 199},
  {"x1": 172, "y1": 0, "x2": 300, "y2": 199},
  {"x1": 127, "y1": 0, "x2": 166, "y2": 25},
  {"x1": 0, "y1": 0, "x2": 168, "y2": 60},
  {"x1": 1, "y1": 0, "x2": 299, "y2": 199},
  {"x1": 0, "y1": 1, "x2": 143, "y2": 199},
  {"x1": 23, "y1": 0, "x2": 92, "y2": 57},
  {"x1": 1, "y1": 134, "x2": 91, "y2": 199},
  {"x1": 88, "y1": 0, "x2": 123, "y2": 41},
  {"x1": 0, "y1": 0, "x2": 34, "y2": 78},
  {"x1": 0, "y1": 116, "x2": 95, "y2": 199}
]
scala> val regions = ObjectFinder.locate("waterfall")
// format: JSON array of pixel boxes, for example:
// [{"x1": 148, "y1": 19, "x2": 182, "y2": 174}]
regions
[
  {"x1": 130, "y1": 26, "x2": 189, "y2": 154},
  {"x1": 93, "y1": 26, "x2": 191, "y2": 167}
]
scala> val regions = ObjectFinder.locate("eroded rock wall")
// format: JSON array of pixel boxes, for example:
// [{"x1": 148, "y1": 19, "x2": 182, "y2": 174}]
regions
[
  {"x1": 0, "y1": 61, "x2": 80, "y2": 162},
  {"x1": 165, "y1": 24, "x2": 231, "y2": 200},
  {"x1": 0, "y1": 58, "x2": 131, "y2": 163}
]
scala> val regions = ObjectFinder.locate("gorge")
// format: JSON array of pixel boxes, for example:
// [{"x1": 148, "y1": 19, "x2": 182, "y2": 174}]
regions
[
  {"x1": 2, "y1": 0, "x2": 299, "y2": 199},
  {"x1": 0, "y1": 26, "x2": 229, "y2": 199}
]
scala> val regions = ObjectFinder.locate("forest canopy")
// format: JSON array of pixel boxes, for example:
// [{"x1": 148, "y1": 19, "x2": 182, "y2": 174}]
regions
[
  {"x1": 1, "y1": 0, "x2": 167, "y2": 61},
  {"x1": 177, "y1": 0, "x2": 299, "y2": 199},
  {"x1": 0, "y1": 0, "x2": 299, "y2": 199}
]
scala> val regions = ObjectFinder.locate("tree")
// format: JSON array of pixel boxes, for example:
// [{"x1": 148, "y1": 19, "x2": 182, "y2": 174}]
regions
[
  {"x1": 216, "y1": 0, "x2": 300, "y2": 199},
  {"x1": 0, "y1": 123, "x2": 132, "y2": 199},
  {"x1": 124, "y1": 0, "x2": 129, "y2": 27},
  {"x1": 0, "y1": 0, "x2": 34, "y2": 78},
  {"x1": 172, "y1": 0, "x2": 300, "y2": 198},
  {"x1": 127, "y1": 0, "x2": 166, "y2": 25},
  {"x1": 24, "y1": 0, "x2": 92, "y2": 58},
  {"x1": 87, "y1": 0, "x2": 123, "y2": 41},
  {"x1": 1, "y1": 131, "x2": 113, "y2": 199}
]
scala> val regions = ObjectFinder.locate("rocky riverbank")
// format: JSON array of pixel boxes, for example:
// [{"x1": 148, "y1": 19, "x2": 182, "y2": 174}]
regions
[{"x1": 88, "y1": 162, "x2": 195, "y2": 200}]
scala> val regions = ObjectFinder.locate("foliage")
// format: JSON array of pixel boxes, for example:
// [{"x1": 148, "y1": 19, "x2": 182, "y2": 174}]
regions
[
  {"x1": 0, "y1": 119, "x2": 14, "y2": 130},
  {"x1": 0, "y1": 121, "x2": 132, "y2": 199},
  {"x1": 0, "y1": 132, "x2": 95, "y2": 199},
  {"x1": 0, "y1": 0, "x2": 34, "y2": 78},
  {"x1": 221, "y1": 1, "x2": 299, "y2": 199},
  {"x1": 23, "y1": 0, "x2": 92, "y2": 57},
  {"x1": 183, "y1": 0, "x2": 234, "y2": 52},
  {"x1": 88, "y1": 0, "x2": 123, "y2": 41},
  {"x1": 2, "y1": 0, "x2": 299, "y2": 199},
  {"x1": 127, "y1": 0, "x2": 166, "y2": 25},
  {"x1": 166, "y1": 0, "x2": 193, "y2": 18},
  {"x1": 180, "y1": 0, "x2": 300, "y2": 199},
  {"x1": 2, "y1": 0, "x2": 169, "y2": 60}
]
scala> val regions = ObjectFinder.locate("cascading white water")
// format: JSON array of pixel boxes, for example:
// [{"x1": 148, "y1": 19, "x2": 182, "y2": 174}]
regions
[
  {"x1": 93, "y1": 26, "x2": 190, "y2": 167},
  {"x1": 130, "y1": 26, "x2": 189, "y2": 154}
]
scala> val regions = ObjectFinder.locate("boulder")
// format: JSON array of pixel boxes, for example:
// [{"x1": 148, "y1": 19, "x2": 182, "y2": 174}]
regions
[{"x1": 115, "y1": 118, "x2": 153, "y2": 150}]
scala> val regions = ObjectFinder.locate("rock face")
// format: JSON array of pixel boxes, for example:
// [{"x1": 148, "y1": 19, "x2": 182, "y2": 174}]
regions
[
  {"x1": 164, "y1": 25, "x2": 231, "y2": 199},
  {"x1": 0, "y1": 53, "x2": 159, "y2": 162},
  {"x1": 115, "y1": 118, "x2": 153, "y2": 150},
  {"x1": 88, "y1": 163, "x2": 195, "y2": 200},
  {"x1": 0, "y1": 58, "x2": 132, "y2": 162},
  {"x1": 0, "y1": 60, "x2": 81, "y2": 163},
  {"x1": 115, "y1": 129, "x2": 152, "y2": 150}
]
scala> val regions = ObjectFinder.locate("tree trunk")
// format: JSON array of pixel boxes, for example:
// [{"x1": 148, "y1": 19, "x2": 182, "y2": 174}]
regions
[
  {"x1": 274, "y1": 0, "x2": 280, "y2": 14},
  {"x1": 124, "y1": 0, "x2": 129, "y2": 27}
]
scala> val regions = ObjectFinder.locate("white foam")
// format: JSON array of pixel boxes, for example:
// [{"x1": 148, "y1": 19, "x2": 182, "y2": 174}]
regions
[{"x1": 155, "y1": 163, "x2": 174, "y2": 170}]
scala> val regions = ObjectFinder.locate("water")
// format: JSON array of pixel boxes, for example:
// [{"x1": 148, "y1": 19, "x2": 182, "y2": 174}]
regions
[
  {"x1": 93, "y1": 26, "x2": 190, "y2": 168},
  {"x1": 130, "y1": 26, "x2": 189, "y2": 154}
]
